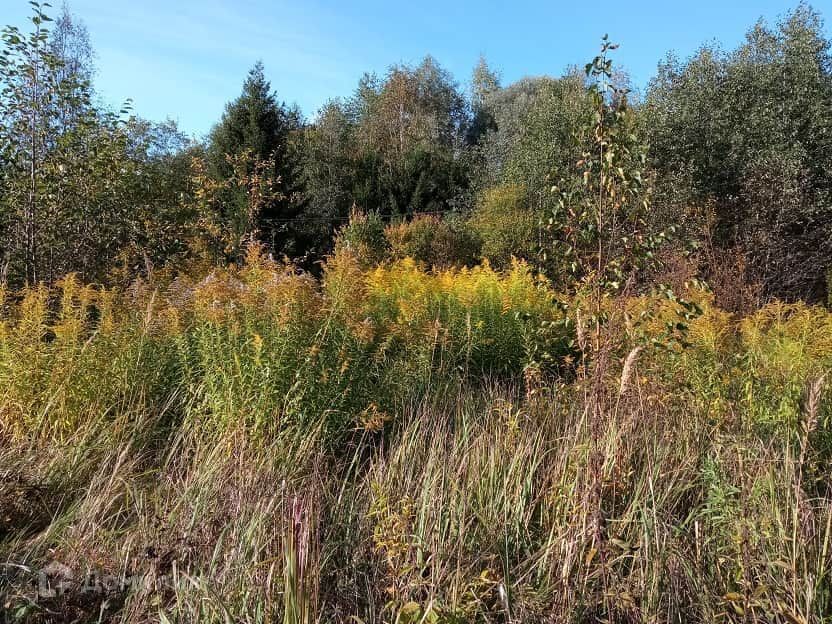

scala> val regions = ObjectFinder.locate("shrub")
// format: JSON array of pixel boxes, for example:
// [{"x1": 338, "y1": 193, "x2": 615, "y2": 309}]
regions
[
  {"x1": 469, "y1": 185, "x2": 538, "y2": 268},
  {"x1": 333, "y1": 209, "x2": 390, "y2": 267},
  {"x1": 384, "y1": 214, "x2": 482, "y2": 269}
]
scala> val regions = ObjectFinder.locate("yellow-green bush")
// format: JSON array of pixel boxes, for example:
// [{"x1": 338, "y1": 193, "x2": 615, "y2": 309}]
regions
[
  {"x1": 469, "y1": 184, "x2": 538, "y2": 268},
  {"x1": 333, "y1": 209, "x2": 390, "y2": 268},
  {"x1": 385, "y1": 214, "x2": 482, "y2": 269},
  {"x1": 322, "y1": 249, "x2": 572, "y2": 393},
  {"x1": 5, "y1": 249, "x2": 832, "y2": 450}
]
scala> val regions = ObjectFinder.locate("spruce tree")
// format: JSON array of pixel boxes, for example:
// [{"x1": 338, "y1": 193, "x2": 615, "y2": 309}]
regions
[{"x1": 208, "y1": 61, "x2": 303, "y2": 255}]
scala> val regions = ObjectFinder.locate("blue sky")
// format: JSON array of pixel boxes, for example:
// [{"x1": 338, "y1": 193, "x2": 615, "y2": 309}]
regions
[{"x1": 4, "y1": 0, "x2": 831, "y2": 137}]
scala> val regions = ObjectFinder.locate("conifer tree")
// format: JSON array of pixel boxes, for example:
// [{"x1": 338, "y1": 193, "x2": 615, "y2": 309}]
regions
[{"x1": 208, "y1": 62, "x2": 303, "y2": 255}]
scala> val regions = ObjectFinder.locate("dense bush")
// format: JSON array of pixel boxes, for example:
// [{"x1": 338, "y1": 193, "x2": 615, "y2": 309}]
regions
[
  {"x1": 469, "y1": 184, "x2": 538, "y2": 267},
  {"x1": 335, "y1": 211, "x2": 483, "y2": 270},
  {"x1": 385, "y1": 214, "x2": 482, "y2": 269},
  {"x1": 646, "y1": 5, "x2": 832, "y2": 301},
  {"x1": 332, "y1": 210, "x2": 390, "y2": 268},
  {"x1": 5, "y1": 3, "x2": 832, "y2": 301}
]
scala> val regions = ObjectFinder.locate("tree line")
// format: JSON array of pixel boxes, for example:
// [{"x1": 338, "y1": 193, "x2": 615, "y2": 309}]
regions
[{"x1": 1, "y1": 1, "x2": 831, "y2": 305}]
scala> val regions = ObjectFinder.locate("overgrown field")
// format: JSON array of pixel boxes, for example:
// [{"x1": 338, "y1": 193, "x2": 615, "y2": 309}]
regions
[{"x1": 1, "y1": 246, "x2": 831, "y2": 623}]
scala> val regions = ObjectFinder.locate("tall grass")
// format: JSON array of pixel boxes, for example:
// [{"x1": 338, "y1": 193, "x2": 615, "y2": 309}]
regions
[{"x1": 1, "y1": 247, "x2": 831, "y2": 622}]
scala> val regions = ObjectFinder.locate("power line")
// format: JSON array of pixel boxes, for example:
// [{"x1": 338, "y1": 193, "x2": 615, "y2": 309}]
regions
[{"x1": 264, "y1": 209, "x2": 460, "y2": 225}]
